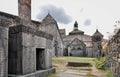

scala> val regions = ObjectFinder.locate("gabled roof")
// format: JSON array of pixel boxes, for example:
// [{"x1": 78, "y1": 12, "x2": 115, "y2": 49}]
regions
[
  {"x1": 72, "y1": 38, "x2": 85, "y2": 44},
  {"x1": 42, "y1": 13, "x2": 56, "y2": 24},
  {"x1": 68, "y1": 38, "x2": 86, "y2": 47},
  {"x1": 92, "y1": 29, "x2": 103, "y2": 37}
]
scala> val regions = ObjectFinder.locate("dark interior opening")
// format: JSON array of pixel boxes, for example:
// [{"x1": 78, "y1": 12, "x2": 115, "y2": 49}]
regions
[{"x1": 36, "y1": 48, "x2": 45, "y2": 70}]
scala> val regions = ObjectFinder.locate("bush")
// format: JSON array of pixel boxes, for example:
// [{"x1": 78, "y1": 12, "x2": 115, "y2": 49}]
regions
[
  {"x1": 95, "y1": 57, "x2": 106, "y2": 69},
  {"x1": 95, "y1": 57, "x2": 114, "y2": 77}
]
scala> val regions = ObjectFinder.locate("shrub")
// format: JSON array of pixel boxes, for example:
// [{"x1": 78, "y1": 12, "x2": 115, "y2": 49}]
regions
[{"x1": 95, "y1": 57, "x2": 106, "y2": 69}]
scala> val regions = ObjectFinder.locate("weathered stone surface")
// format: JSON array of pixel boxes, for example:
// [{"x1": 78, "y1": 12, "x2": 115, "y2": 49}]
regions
[
  {"x1": 67, "y1": 62, "x2": 91, "y2": 67},
  {"x1": 0, "y1": 26, "x2": 8, "y2": 77},
  {"x1": 0, "y1": 4, "x2": 55, "y2": 77},
  {"x1": 60, "y1": 21, "x2": 94, "y2": 57},
  {"x1": 8, "y1": 68, "x2": 55, "y2": 77},
  {"x1": 40, "y1": 14, "x2": 64, "y2": 57},
  {"x1": 67, "y1": 38, "x2": 86, "y2": 56},
  {"x1": 18, "y1": 0, "x2": 31, "y2": 22},
  {"x1": 0, "y1": 0, "x2": 64, "y2": 77},
  {"x1": 9, "y1": 25, "x2": 53, "y2": 40},
  {"x1": 8, "y1": 24, "x2": 53, "y2": 75}
]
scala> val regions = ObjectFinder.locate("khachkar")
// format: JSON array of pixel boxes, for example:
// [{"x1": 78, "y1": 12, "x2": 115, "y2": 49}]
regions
[{"x1": 106, "y1": 21, "x2": 120, "y2": 77}]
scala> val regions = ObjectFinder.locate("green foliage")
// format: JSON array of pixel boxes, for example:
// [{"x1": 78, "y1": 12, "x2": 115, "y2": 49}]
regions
[
  {"x1": 95, "y1": 57, "x2": 106, "y2": 69},
  {"x1": 102, "y1": 68, "x2": 114, "y2": 77},
  {"x1": 95, "y1": 57, "x2": 114, "y2": 77},
  {"x1": 106, "y1": 69, "x2": 114, "y2": 77}
]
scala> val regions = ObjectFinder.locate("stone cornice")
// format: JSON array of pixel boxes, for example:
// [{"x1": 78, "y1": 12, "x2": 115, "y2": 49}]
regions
[{"x1": 9, "y1": 25, "x2": 53, "y2": 40}]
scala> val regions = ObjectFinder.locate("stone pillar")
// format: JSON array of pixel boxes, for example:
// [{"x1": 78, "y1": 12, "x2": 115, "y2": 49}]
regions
[
  {"x1": 0, "y1": 26, "x2": 8, "y2": 77},
  {"x1": 18, "y1": 0, "x2": 31, "y2": 22}
]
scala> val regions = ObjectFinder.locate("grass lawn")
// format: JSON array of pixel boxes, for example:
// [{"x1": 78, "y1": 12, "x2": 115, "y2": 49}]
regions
[{"x1": 52, "y1": 56, "x2": 95, "y2": 65}]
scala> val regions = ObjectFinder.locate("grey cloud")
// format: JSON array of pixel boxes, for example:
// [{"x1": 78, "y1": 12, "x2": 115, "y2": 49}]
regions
[
  {"x1": 37, "y1": 4, "x2": 72, "y2": 24},
  {"x1": 84, "y1": 19, "x2": 92, "y2": 26}
]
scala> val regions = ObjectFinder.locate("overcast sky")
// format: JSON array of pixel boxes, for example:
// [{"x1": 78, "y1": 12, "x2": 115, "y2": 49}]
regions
[{"x1": 0, "y1": 0, "x2": 120, "y2": 39}]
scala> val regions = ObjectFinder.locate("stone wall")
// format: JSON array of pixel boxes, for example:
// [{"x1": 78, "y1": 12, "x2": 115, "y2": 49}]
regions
[
  {"x1": 0, "y1": 26, "x2": 8, "y2": 77},
  {"x1": 0, "y1": 11, "x2": 55, "y2": 77},
  {"x1": 8, "y1": 24, "x2": 53, "y2": 76},
  {"x1": 67, "y1": 38, "x2": 86, "y2": 57},
  {"x1": 40, "y1": 15, "x2": 64, "y2": 56},
  {"x1": 0, "y1": 12, "x2": 15, "y2": 77},
  {"x1": 106, "y1": 30, "x2": 120, "y2": 77}
]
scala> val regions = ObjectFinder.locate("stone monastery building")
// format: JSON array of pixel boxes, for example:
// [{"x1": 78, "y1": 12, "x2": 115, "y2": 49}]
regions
[
  {"x1": 60, "y1": 21, "x2": 104, "y2": 57},
  {"x1": 0, "y1": 0, "x2": 104, "y2": 77}
]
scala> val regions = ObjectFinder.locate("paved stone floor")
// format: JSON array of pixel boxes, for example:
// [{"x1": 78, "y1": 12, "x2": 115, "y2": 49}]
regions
[{"x1": 57, "y1": 69, "x2": 89, "y2": 77}]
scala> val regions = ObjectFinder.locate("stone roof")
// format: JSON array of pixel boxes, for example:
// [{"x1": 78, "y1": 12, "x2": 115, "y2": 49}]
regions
[
  {"x1": 92, "y1": 29, "x2": 103, "y2": 37},
  {"x1": 69, "y1": 21, "x2": 84, "y2": 35},
  {"x1": 42, "y1": 13, "x2": 57, "y2": 24},
  {"x1": 0, "y1": 11, "x2": 19, "y2": 19},
  {"x1": 69, "y1": 29, "x2": 84, "y2": 35},
  {"x1": 60, "y1": 29, "x2": 65, "y2": 33},
  {"x1": 68, "y1": 38, "x2": 86, "y2": 47},
  {"x1": 63, "y1": 34, "x2": 92, "y2": 47},
  {"x1": 64, "y1": 34, "x2": 92, "y2": 42}
]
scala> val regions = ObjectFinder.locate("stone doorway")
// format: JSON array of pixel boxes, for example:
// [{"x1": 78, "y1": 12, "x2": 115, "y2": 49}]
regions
[{"x1": 36, "y1": 48, "x2": 45, "y2": 70}]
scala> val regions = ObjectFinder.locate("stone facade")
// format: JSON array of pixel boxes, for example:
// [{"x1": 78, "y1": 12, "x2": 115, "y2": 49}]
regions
[
  {"x1": 67, "y1": 38, "x2": 86, "y2": 56},
  {"x1": 40, "y1": 14, "x2": 64, "y2": 56},
  {"x1": 8, "y1": 24, "x2": 53, "y2": 76},
  {"x1": 60, "y1": 21, "x2": 103, "y2": 57},
  {"x1": 0, "y1": 18, "x2": 9, "y2": 77},
  {"x1": 0, "y1": 0, "x2": 58, "y2": 77}
]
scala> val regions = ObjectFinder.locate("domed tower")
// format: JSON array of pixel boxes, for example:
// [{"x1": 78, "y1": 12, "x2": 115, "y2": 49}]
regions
[
  {"x1": 92, "y1": 29, "x2": 103, "y2": 58},
  {"x1": 74, "y1": 21, "x2": 78, "y2": 30},
  {"x1": 69, "y1": 21, "x2": 84, "y2": 35}
]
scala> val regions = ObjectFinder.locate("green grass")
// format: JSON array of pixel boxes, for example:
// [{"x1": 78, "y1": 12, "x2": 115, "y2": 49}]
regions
[
  {"x1": 47, "y1": 73, "x2": 57, "y2": 77},
  {"x1": 106, "y1": 69, "x2": 114, "y2": 77},
  {"x1": 52, "y1": 56, "x2": 95, "y2": 65}
]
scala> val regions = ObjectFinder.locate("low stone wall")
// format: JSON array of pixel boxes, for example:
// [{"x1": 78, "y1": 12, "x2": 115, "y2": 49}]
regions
[
  {"x1": 67, "y1": 62, "x2": 92, "y2": 67},
  {"x1": 8, "y1": 68, "x2": 55, "y2": 77}
]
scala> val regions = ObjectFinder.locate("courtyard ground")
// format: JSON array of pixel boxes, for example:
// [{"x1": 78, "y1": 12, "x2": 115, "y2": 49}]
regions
[{"x1": 48, "y1": 57, "x2": 107, "y2": 77}]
